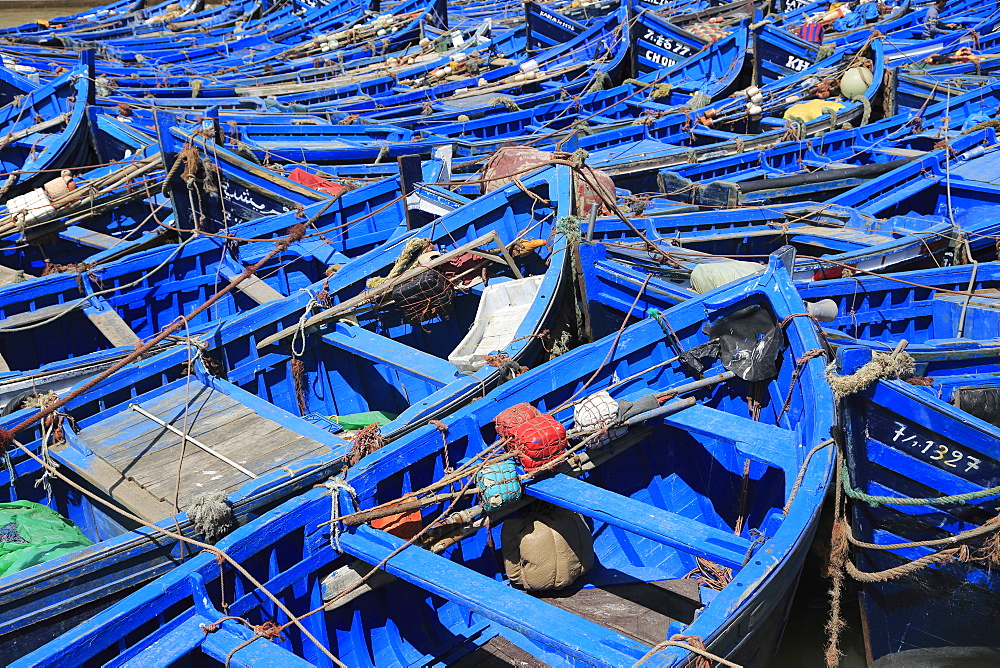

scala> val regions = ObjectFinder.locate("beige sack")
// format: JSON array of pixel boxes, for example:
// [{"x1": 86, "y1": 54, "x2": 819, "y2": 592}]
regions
[{"x1": 502, "y1": 503, "x2": 594, "y2": 591}]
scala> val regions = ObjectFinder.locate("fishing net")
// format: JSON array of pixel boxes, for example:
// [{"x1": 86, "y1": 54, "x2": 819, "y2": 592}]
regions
[
  {"x1": 494, "y1": 403, "x2": 543, "y2": 440},
  {"x1": 385, "y1": 269, "x2": 455, "y2": 324},
  {"x1": 476, "y1": 460, "x2": 522, "y2": 512},
  {"x1": 0, "y1": 500, "x2": 93, "y2": 577},
  {"x1": 508, "y1": 414, "x2": 567, "y2": 470}
]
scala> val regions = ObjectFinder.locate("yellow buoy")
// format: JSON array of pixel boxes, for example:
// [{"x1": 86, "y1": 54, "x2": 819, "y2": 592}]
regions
[{"x1": 783, "y1": 99, "x2": 845, "y2": 123}]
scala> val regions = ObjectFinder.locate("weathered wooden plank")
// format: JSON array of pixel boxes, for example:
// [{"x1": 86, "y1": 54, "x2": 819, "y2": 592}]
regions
[
  {"x1": 234, "y1": 274, "x2": 285, "y2": 306},
  {"x1": 0, "y1": 265, "x2": 24, "y2": 288},
  {"x1": 101, "y1": 406, "x2": 256, "y2": 457},
  {"x1": 59, "y1": 225, "x2": 122, "y2": 250},
  {"x1": 537, "y1": 579, "x2": 702, "y2": 646},
  {"x1": 239, "y1": 434, "x2": 330, "y2": 471},
  {"x1": 175, "y1": 442, "x2": 330, "y2": 505},
  {"x1": 97, "y1": 402, "x2": 256, "y2": 463},
  {"x1": 92, "y1": 386, "x2": 248, "y2": 458},
  {"x1": 79, "y1": 384, "x2": 216, "y2": 447},
  {"x1": 151, "y1": 436, "x2": 328, "y2": 507},
  {"x1": 116, "y1": 416, "x2": 282, "y2": 485},
  {"x1": 51, "y1": 442, "x2": 176, "y2": 523},
  {"x1": 83, "y1": 306, "x2": 142, "y2": 348},
  {"x1": 0, "y1": 299, "x2": 84, "y2": 329},
  {"x1": 130, "y1": 421, "x2": 320, "y2": 493}
]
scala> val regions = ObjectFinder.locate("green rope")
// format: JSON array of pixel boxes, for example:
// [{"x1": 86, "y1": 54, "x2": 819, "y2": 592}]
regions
[
  {"x1": 857, "y1": 96, "x2": 871, "y2": 126},
  {"x1": 840, "y1": 465, "x2": 1000, "y2": 507},
  {"x1": 556, "y1": 215, "x2": 582, "y2": 241},
  {"x1": 815, "y1": 44, "x2": 835, "y2": 61},
  {"x1": 651, "y1": 83, "x2": 674, "y2": 100},
  {"x1": 568, "y1": 148, "x2": 589, "y2": 169},
  {"x1": 649, "y1": 308, "x2": 669, "y2": 334},
  {"x1": 587, "y1": 71, "x2": 612, "y2": 93},
  {"x1": 488, "y1": 95, "x2": 521, "y2": 112},
  {"x1": 687, "y1": 91, "x2": 711, "y2": 110},
  {"x1": 822, "y1": 106, "x2": 838, "y2": 132},
  {"x1": 623, "y1": 78, "x2": 651, "y2": 89}
]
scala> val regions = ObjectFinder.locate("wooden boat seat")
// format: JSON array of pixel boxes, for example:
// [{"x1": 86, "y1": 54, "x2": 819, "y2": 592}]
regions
[
  {"x1": 0, "y1": 299, "x2": 87, "y2": 329},
  {"x1": 54, "y1": 380, "x2": 333, "y2": 522},
  {"x1": 872, "y1": 147, "x2": 926, "y2": 158},
  {"x1": 252, "y1": 139, "x2": 358, "y2": 150},
  {"x1": 322, "y1": 326, "x2": 459, "y2": 387},
  {"x1": 59, "y1": 225, "x2": 123, "y2": 250},
  {"x1": 216, "y1": 269, "x2": 284, "y2": 306},
  {"x1": 0, "y1": 265, "x2": 23, "y2": 288},
  {"x1": 676, "y1": 224, "x2": 891, "y2": 246},
  {"x1": 340, "y1": 524, "x2": 652, "y2": 665},
  {"x1": 0, "y1": 293, "x2": 140, "y2": 348},
  {"x1": 13, "y1": 134, "x2": 61, "y2": 150},
  {"x1": 526, "y1": 474, "x2": 752, "y2": 569},
  {"x1": 662, "y1": 404, "x2": 799, "y2": 477}
]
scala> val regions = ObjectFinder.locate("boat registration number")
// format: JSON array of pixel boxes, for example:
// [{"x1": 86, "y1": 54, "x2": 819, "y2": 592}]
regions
[
  {"x1": 644, "y1": 51, "x2": 678, "y2": 68},
  {"x1": 875, "y1": 417, "x2": 986, "y2": 475},
  {"x1": 784, "y1": 0, "x2": 813, "y2": 11},
  {"x1": 784, "y1": 55, "x2": 812, "y2": 72},
  {"x1": 642, "y1": 30, "x2": 693, "y2": 58}
]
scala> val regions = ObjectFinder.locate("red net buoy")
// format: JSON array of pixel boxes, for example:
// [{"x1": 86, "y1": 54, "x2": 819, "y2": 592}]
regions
[
  {"x1": 509, "y1": 414, "x2": 567, "y2": 470},
  {"x1": 494, "y1": 403, "x2": 542, "y2": 440}
]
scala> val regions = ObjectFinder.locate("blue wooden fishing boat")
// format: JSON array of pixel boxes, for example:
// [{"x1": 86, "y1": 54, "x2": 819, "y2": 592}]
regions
[
  {"x1": 655, "y1": 79, "x2": 1000, "y2": 198},
  {"x1": 12, "y1": 249, "x2": 836, "y2": 667},
  {"x1": 661, "y1": 124, "x2": 993, "y2": 208},
  {"x1": 0, "y1": 0, "x2": 999, "y2": 662},
  {"x1": 591, "y1": 200, "x2": 973, "y2": 283},
  {"x1": 830, "y1": 341, "x2": 1000, "y2": 662},
  {"x1": 0, "y1": 161, "x2": 571, "y2": 662},
  {"x1": 0, "y1": 52, "x2": 94, "y2": 200},
  {"x1": 795, "y1": 261, "x2": 1000, "y2": 350}
]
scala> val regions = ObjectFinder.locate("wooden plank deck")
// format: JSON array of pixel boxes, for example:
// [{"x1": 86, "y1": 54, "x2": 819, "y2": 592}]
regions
[
  {"x1": 73, "y1": 381, "x2": 332, "y2": 513},
  {"x1": 535, "y1": 578, "x2": 702, "y2": 646}
]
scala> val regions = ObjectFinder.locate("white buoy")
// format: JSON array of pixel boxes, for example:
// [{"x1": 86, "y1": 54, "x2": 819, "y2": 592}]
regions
[
  {"x1": 806, "y1": 299, "x2": 839, "y2": 322},
  {"x1": 841, "y1": 66, "x2": 873, "y2": 98}
]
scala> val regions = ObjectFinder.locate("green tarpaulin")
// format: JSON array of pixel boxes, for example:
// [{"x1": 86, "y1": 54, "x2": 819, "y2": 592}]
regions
[
  {"x1": 330, "y1": 411, "x2": 398, "y2": 430},
  {"x1": 0, "y1": 500, "x2": 94, "y2": 577}
]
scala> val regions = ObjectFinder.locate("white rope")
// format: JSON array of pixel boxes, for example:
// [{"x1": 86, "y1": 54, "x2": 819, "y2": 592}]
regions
[
  {"x1": 33, "y1": 395, "x2": 58, "y2": 505},
  {"x1": 291, "y1": 289, "x2": 320, "y2": 358},
  {"x1": 325, "y1": 477, "x2": 357, "y2": 552}
]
